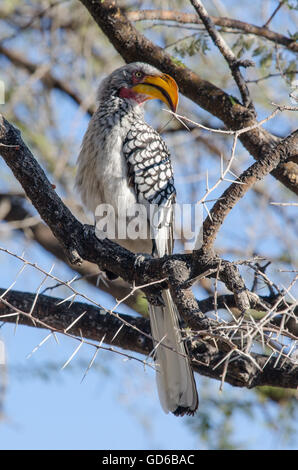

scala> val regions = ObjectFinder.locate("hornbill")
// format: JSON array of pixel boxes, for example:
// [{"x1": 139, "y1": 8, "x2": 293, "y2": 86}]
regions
[{"x1": 76, "y1": 62, "x2": 198, "y2": 416}]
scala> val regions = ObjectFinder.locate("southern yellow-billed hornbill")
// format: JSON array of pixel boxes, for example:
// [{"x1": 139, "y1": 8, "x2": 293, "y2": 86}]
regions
[{"x1": 76, "y1": 62, "x2": 198, "y2": 416}]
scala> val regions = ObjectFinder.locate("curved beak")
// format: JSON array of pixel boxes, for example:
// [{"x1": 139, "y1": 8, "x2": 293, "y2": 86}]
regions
[{"x1": 132, "y1": 73, "x2": 179, "y2": 112}]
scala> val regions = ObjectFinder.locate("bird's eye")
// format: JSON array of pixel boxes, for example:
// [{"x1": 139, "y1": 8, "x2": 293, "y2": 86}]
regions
[{"x1": 134, "y1": 71, "x2": 143, "y2": 79}]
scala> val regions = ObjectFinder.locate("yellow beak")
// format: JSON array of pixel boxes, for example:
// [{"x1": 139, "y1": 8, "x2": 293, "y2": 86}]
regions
[{"x1": 132, "y1": 73, "x2": 178, "y2": 112}]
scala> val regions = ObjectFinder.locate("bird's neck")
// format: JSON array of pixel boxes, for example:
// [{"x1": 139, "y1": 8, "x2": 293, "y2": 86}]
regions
[
  {"x1": 97, "y1": 95, "x2": 145, "y2": 124},
  {"x1": 93, "y1": 95, "x2": 146, "y2": 150}
]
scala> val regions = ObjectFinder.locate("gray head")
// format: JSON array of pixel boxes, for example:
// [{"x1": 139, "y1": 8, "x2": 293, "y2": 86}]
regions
[{"x1": 97, "y1": 62, "x2": 178, "y2": 112}]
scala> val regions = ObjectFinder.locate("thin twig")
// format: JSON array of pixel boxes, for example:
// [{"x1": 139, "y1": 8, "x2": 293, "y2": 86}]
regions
[
  {"x1": 189, "y1": 0, "x2": 254, "y2": 107},
  {"x1": 262, "y1": 1, "x2": 285, "y2": 28}
]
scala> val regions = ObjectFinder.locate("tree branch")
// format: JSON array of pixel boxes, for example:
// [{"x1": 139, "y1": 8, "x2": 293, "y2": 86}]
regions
[
  {"x1": 262, "y1": 1, "x2": 285, "y2": 29},
  {"x1": 189, "y1": 0, "x2": 254, "y2": 108},
  {"x1": 127, "y1": 9, "x2": 298, "y2": 53},
  {"x1": 1, "y1": 288, "x2": 297, "y2": 390}
]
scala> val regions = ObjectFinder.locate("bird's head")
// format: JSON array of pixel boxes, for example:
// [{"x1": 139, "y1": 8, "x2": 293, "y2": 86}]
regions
[{"x1": 98, "y1": 62, "x2": 178, "y2": 112}]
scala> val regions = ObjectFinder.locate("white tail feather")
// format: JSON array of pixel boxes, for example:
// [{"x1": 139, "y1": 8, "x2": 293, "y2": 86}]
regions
[
  {"x1": 149, "y1": 204, "x2": 198, "y2": 415},
  {"x1": 149, "y1": 289, "x2": 198, "y2": 416}
]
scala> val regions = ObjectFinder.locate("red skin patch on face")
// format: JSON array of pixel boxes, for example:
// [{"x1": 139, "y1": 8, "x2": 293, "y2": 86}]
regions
[
  {"x1": 119, "y1": 87, "x2": 149, "y2": 105},
  {"x1": 131, "y1": 74, "x2": 140, "y2": 85}
]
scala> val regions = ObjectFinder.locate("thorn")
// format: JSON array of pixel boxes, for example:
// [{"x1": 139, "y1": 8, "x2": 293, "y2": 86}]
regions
[
  {"x1": 26, "y1": 332, "x2": 53, "y2": 359},
  {"x1": 110, "y1": 324, "x2": 124, "y2": 343},
  {"x1": 80, "y1": 347, "x2": 101, "y2": 383},
  {"x1": 64, "y1": 310, "x2": 86, "y2": 333},
  {"x1": 56, "y1": 293, "x2": 76, "y2": 306},
  {"x1": 61, "y1": 341, "x2": 83, "y2": 370}
]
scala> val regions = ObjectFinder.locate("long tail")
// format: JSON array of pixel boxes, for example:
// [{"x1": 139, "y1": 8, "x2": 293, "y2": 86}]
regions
[{"x1": 148, "y1": 289, "x2": 198, "y2": 416}]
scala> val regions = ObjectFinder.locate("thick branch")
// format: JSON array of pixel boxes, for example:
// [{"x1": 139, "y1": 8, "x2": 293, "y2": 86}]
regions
[
  {"x1": 1, "y1": 288, "x2": 297, "y2": 389},
  {"x1": 0, "y1": 288, "x2": 152, "y2": 355}
]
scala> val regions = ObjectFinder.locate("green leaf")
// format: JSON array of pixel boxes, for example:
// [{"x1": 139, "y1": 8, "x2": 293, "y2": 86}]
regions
[
  {"x1": 260, "y1": 51, "x2": 273, "y2": 68},
  {"x1": 170, "y1": 56, "x2": 186, "y2": 68},
  {"x1": 252, "y1": 45, "x2": 266, "y2": 57}
]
